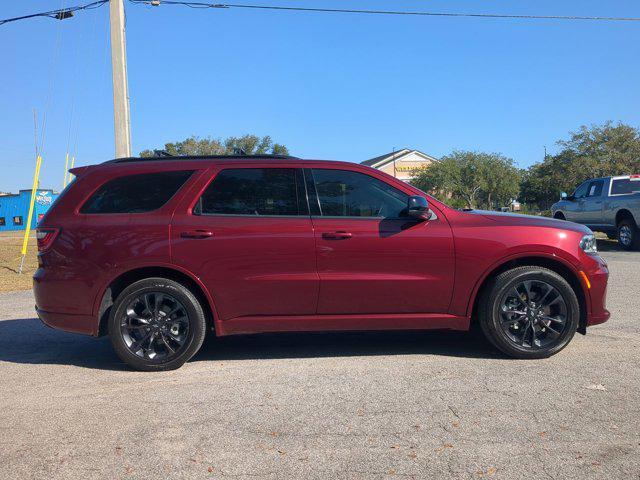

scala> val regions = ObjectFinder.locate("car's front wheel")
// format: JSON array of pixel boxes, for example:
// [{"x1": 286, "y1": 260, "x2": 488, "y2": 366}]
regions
[
  {"x1": 108, "y1": 277, "x2": 207, "y2": 371},
  {"x1": 478, "y1": 266, "x2": 579, "y2": 359}
]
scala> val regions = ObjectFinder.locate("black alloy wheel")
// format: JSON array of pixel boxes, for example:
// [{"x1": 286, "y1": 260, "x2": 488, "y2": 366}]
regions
[
  {"x1": 479, "y1": 266, "x2": 579, "y2": 359},
  {"x1": 108, "y1": 278, "x2": 207, "y2": 371},
  {"x1": 498, "y1": 280, "x2": 568, "y2": 349},
  {"x1": 120, "y1": 292, "x2": 189, "y2": 361}
]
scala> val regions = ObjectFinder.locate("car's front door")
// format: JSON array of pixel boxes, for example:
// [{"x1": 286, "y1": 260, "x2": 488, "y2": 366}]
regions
[
  {"x1": 564, "y1": 181, "x2": 590, "y2": 223},
  {"x1": 171, "y1": 166, "x2": 318, "y2": 321},
  {"x1": 306, "y1": 167, "x2": 455, "y2": 315},
  {"x1": 582, "y1": 179, "x2": 605, "y2": 226}
]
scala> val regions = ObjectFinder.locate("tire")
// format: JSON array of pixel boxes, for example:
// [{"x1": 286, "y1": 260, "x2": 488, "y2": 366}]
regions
[
  {"x1": 553, "y1": 212, "x2": 565, "y2": 221},
  {"x1": 617, "y1": 218, "x2": 639, "y2": 251},
  {"x1": 108, "y1": 277, "x2": 207, "y2": 371},
  {"x1": 478, "y1": 266, "x2": 579, "y2": 359}
]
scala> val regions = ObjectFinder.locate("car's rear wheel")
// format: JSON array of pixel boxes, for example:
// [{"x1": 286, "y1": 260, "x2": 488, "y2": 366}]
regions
[
  {"x1": 108, "y1": 278, "x2": 207, "y2": 371},
  {"x1": 478, "y1": 266, "x2": 579, "y2": 359},
  {"x1": 553, "y1": 212, "x2": 566, "y2": 221},
  {"x1": 617, "y1": 218, "x2": 639, "y2": 251}
]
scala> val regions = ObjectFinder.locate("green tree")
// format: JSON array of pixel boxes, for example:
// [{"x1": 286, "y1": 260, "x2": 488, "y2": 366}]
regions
[
  {"x1": 140, "y1": 134, "x2": 289, "y2": 157},
  {"x1": 520, "y1": 122, "x2": 640, "y2": 210},
  {"x1": 411, "y1": 151, "x2": 520, "y2": 210}
]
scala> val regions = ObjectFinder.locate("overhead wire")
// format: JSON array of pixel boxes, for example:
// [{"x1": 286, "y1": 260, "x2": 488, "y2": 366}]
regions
[
  {"x1": 4, "y1": 0, "x2": 640, "y2": 25},
  {"x1": 127, "y1": 1, "x2": 640, "y2": 22},
  {"x1": 39, "y1": 0, "x2": 68, "y2": 165},
  {"x1": 0, "y1": 0, "x2": 109, "y2": 27}
]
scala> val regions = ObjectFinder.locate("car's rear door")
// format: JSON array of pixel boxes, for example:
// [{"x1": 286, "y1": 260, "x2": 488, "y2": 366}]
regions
[
  {"x1": 306, "y1": 167, "x2": 454, "y2": 315},
  {"x1": 170, "y1": 165, "x2": 318, "y2": 321}
]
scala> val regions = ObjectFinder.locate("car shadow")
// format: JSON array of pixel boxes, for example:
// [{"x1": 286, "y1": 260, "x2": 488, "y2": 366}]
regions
[
  {"x1": 596, "y1": 238, "x2": 623, "y2": 252},
  {"x1": 0, "y1": 317, "x2": 503, "y2": 371},
  {"x1": 193, "y1": 329, "x2": 502, "y2": 363}
]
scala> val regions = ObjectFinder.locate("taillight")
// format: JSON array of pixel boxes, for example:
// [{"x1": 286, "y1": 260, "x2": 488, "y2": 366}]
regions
[{"x1": 36, "y1": 228, "x2": 60, "y2": 252}]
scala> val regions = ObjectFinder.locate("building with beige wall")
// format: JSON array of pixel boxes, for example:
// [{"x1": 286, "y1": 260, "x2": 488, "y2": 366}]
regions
[{"x1": 361, "y1": 149, "x2": 438, "y2": 181}]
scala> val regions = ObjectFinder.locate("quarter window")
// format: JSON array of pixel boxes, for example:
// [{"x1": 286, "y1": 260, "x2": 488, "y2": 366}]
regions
[
  {"x1": 310, "y1": 169, "x2": 408, "y2": 218},
  {"x1": 196, "y1": 168, "x2": 303, "y2": 216},
  {"x1": 80, "y1": 171, "x2": 194, "y2": 214}
]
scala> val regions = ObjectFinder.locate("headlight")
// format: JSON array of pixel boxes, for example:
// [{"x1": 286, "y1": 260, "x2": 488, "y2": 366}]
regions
[{"x1": 580, "y1": 234, "x2": 598, "y2": 254}]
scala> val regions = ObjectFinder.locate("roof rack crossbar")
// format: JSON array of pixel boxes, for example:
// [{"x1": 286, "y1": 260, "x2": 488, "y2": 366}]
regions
[{"x1": 104, "y1": 154, "x2": 299, "y2": 164}]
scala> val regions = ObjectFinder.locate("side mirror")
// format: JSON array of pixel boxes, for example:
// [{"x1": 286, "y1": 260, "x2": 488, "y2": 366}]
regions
[
  {"x1": 560, "y1": 192, "x2": 568, "y2": 199},
  {"x1": 407, "y1": 195, "x2": 431, "y2": 221}
]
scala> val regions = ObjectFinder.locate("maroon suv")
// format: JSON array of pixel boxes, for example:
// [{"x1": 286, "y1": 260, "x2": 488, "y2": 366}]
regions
[{"x1": 34, "y1": 155, "x2": 610, "y2": 371}]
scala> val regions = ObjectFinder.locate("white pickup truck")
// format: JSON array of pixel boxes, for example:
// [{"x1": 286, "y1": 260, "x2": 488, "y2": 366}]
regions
[{"x1": 551, "y1": 175, "x2": 640, "y2": 250}]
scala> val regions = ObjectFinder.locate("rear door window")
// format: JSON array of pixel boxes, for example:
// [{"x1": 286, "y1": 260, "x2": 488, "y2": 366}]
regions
[
  {"x1": 80, "y1": 170, "x2": 194, "y2": 214},
  {"x1": 195, "y1": 168, "x2": 306, "y2": 216}
]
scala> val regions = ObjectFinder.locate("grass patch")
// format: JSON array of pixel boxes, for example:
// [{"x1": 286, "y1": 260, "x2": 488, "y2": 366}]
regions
[{"x1": 0, "y1": 231, "x2": 37, "y2": 292}]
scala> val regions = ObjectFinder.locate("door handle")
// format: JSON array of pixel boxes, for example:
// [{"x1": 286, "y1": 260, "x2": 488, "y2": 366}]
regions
[
  {"x1": 180, "y1": 230, "x2": 213, "y2": 239},
  {"x1": 322, "y1": 231, "x2": 353, "y2": 240}
]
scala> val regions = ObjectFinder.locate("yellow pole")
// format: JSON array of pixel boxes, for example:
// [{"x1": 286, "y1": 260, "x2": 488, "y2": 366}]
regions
[
  {"x1": 69, "y1": 156, "x2": 75, "y2": 183},
  {"x1": 19, "y1": 155, "x2": 42, "y2": 273},
  {"x1": 63, "y1": 152, "x2": 69, "y2": 188}
]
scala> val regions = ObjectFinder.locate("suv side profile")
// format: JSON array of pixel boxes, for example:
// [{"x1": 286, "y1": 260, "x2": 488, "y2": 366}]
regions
[{"x1": 35, "y1": 156, "x2": 610, "y2": 371}]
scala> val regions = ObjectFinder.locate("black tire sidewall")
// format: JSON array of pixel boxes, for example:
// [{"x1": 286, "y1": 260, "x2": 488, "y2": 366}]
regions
[
  {"x1": 480, "y1": 267, "x2": 579, "y2": 359},
  {"x1": 108, "y1": 278, "x2": 206, "y2": 371}
]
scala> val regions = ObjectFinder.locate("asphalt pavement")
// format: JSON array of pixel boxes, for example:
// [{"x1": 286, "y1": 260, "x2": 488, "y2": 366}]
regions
[{"x1": 0, "y1": 240, "x2": 638, "y2": 479}]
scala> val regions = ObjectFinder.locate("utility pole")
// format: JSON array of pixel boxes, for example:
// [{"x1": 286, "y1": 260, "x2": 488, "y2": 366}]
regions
[{"x1": 109, "y1": 0, "x2": 132, "y2": 158}]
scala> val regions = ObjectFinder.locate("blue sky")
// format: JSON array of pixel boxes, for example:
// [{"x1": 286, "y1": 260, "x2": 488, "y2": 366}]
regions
[{"x1": 1, "y1": 0, "x2": 639, "y2": 192}]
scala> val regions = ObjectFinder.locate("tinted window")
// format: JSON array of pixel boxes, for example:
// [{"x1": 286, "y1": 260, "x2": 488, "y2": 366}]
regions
[
  {"x1": 13, "y1": 216, "x2": 23, "y2": 225},
  {"x1": 81, "y1": 171, "x2": 193, "y2": 214},
  {"x1": 0, "y1": 217, "x2": 5, "y2": 226},
  {"x1": 197, "y1": 168, "x2": 303, "y2": 216},
  {"x1": 311, "y1": 169, "x2": 408, "y2": 218},
  {"x1": 611, "y1": 178, "x2": 640, "y2": 195},
  {"x1": 587, "y1": 180, "x2": 603, "y2": 198},
  {"x1": 573, "y1": 182, "x2": 590, "y2": 199}
]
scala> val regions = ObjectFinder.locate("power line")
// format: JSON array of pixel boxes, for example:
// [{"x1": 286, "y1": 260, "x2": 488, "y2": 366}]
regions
[
  {"x1": 3, "y1": 0, "x2": 639, "y2": 26},
  {"x1": 0, "y1": 0, "x2": 109, "y2": 27},
  {"x1": 128, "y1": 1, "x2": 640, "y2": 22}
]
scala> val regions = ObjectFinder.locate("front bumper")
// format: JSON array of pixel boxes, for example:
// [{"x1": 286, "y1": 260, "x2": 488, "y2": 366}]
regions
[{"x1": 583, "y1": 254, "x2": 610, "y2": 327}]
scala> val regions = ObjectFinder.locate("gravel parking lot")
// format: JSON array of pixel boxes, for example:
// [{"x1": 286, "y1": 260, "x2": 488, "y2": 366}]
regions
[{"x1": 1, "y1": 241, "x2": 638, "y2": 480}]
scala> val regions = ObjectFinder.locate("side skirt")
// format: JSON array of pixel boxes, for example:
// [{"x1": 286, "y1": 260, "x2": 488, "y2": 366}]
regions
[{"x1": 216, "y1": 313, "x2": 471, "y2": 336}]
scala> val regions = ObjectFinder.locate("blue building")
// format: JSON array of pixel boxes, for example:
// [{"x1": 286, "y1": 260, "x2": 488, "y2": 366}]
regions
[{"x1": 0, "y1": 189, "x2": 59, "y2": 232}]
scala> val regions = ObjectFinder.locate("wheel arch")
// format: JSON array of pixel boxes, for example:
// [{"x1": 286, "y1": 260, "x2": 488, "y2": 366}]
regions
[
  {"x1": 96, "y1": 266, "x2": 217, "y2": 337},
  {"x1": 553, "y1": 211, "x2": 566, "y2": 220},
  {"x1": 615, "y1": 208, "x2": 636, "y2": 226},
  {"x1": 469, "y1": 255, "x2": 589, "y2": 335}
]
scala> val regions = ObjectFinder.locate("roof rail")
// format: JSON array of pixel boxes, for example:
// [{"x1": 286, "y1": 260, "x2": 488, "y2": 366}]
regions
[{"x1": 104, "y1": 154, "x2": 300, "y2": 164}]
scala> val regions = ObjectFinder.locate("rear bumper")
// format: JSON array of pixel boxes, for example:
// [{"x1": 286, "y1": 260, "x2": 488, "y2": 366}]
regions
[
  {"x1": 34, "y1": 266, "x2": 98, "y2": 336},
  {"x1": 36, "y1": 308, "x2": 96, "y2": 336}
]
